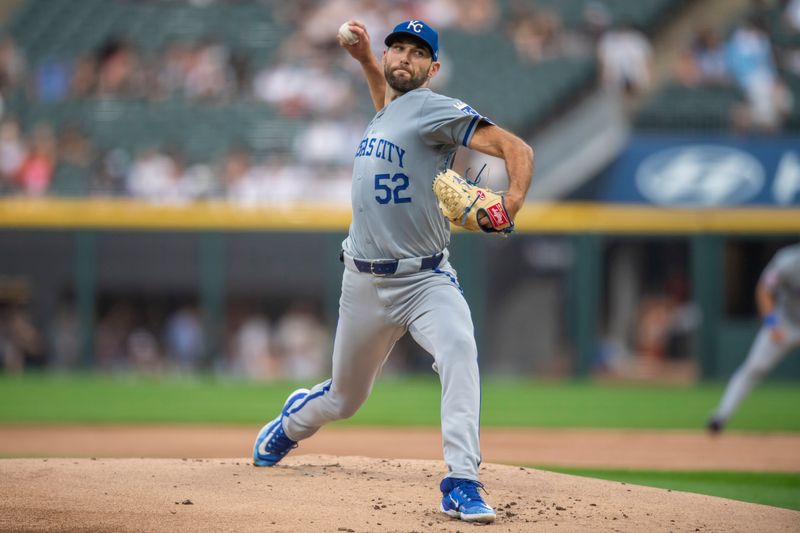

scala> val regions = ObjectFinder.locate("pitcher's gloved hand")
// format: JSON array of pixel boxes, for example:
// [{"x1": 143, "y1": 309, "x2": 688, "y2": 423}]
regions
[{"x1": 432, "y1": 169, "x2": 514, "y2": 234}]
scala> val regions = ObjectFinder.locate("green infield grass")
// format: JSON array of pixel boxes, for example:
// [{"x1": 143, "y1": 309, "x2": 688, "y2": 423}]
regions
[
  {"x1": 537, "y1": 467, "x2": 800, "y2": 512},
  {"x1": 0, "y1": 374, "x2": 798, "y2": 431}
]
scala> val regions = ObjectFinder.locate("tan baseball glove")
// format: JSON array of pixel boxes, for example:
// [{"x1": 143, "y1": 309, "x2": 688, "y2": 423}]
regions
[{"x1": 432, "y1": 169, "x2": 515, "y2": 234}]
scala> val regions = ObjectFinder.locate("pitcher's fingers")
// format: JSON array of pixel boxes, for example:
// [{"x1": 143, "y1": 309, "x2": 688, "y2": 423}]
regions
[
  {"x1": 349, "y1": 25, "x2": 368, "y2": 41},
  {"x1": 348, "y1": 19, "x2": 367, "y2": 30}
]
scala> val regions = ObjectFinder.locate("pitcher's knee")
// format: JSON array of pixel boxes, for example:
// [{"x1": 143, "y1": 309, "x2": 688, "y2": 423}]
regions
[{"x1": 443, "y1": 336, "x2": 477, "y2": 361}]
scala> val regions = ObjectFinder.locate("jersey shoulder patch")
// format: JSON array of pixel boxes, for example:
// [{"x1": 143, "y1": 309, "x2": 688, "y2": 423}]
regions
[{"x1": 453, "y1": 100, "x2": 480, "y2": 117}]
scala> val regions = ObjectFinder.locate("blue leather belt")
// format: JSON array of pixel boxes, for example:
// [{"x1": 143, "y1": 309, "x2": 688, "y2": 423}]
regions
[{"x1": 341, "y1": 252, "x2": 444, "y2": 276}]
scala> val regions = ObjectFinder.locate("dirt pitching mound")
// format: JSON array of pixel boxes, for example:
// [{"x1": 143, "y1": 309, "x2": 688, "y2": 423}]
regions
[{"x1": 1, "y1": 455, "x2": 797, "y2": 532}]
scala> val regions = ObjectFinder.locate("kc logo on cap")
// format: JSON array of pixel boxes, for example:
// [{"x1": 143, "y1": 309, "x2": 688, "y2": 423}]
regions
[{"x1": 407, "y1": 20, "x2": 424, "y2": 32}]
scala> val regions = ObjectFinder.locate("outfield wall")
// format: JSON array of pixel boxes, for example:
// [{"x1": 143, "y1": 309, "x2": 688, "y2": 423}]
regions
[{"x1": 1, "y1": 199, "x2": 798, "y2": 379}]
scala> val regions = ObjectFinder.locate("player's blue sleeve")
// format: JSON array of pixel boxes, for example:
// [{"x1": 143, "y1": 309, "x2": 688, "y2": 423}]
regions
[{"x1": 418, "y1": 93, "x2": 494, "y2": 148}]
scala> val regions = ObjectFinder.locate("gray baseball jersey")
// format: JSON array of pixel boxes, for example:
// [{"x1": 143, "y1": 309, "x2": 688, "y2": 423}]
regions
[
  {"x1": 762, "y1": 243, "x2": 800, "y2": 324},
  {"x1": 343, "y1": 87, "x2": 492, "y2": 260}
]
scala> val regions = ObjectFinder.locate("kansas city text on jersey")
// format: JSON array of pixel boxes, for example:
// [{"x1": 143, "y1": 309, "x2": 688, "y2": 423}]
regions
[{"x1": 354, "y1": 136, "x2": 407, "y2": 168}]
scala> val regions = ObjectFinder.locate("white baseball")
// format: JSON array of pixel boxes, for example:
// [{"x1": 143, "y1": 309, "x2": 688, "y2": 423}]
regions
[{"x1": 338, "y1": 22, "x2": 359, "y2": 45}]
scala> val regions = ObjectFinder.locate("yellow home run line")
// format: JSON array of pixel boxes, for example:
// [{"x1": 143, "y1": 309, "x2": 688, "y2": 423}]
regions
[{"x1": 0, "y1": 198, "x2": 798, "y2": 233}]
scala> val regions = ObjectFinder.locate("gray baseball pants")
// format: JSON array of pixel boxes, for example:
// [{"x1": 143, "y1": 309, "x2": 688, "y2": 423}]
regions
[{"x1": 282, "y1": 261, "x2": 482, "y2": 481}]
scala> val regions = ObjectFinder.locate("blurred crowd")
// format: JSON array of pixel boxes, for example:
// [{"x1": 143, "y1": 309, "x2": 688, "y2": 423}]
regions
[
  {"x1": 1, "y1": 289, "x2": 445, "y2": 378},
  {"x1": 672, "y1": 0, "x2": 800, "y2": 132},
  {"x1": 0, "y1": 0, "x2": 796, "y2": 200},
  {"x1": 0, "y1": 0, "x2": 683, "y2": 201},
  {"x1": 0, "y1": 294, "x2": 332, "y2": 380}
]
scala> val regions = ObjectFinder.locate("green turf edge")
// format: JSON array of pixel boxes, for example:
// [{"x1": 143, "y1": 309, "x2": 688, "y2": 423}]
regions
[
  {"x1": 533, "y1": 467, "x2": 800, "y2": 512},
  {"x1": 0, "y1": 374, "x2": 798, "y2": 431}
]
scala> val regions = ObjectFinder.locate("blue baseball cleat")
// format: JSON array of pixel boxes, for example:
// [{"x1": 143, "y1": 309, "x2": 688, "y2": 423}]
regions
[
  {"x1": 440, "y1": 477, "x2": 496, "y2": 523},
  {"x1": 253, "y1": 388, "x2": 310, "y2": 467}
]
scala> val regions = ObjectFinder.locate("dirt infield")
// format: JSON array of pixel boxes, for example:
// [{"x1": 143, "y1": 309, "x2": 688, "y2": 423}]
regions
[
  {"x1": 1, "y1": 425, "x2": 799, "y2": 471},
  {"x1": 2, "y1": 427, "x2": 799, "y2": 532},
  {"x1": 2, "y1": 455, "x2": 798, "y2": 532}
]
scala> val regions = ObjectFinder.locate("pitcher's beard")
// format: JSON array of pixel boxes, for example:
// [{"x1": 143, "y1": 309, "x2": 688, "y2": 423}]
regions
[{"x1": 385, "y1": 65, "x2": 429, "y2": 93}]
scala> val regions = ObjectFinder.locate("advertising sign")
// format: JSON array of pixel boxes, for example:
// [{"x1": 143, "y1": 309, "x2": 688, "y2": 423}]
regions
[{"x1": 591, "y1": 136, "x2": 800, "y2": 206}]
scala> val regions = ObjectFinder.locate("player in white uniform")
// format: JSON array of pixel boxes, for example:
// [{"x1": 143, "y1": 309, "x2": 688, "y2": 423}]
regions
[
  {"x1": 253, "y1": 20, "x2": 533, "y2": 524},
  {"x1": 708, "y1": 242, "x2": 800, "y2": 434}
]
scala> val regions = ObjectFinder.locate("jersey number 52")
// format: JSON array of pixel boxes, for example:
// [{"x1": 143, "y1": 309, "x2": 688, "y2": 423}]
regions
[{"x1": 374, "y1": 173, "x2": 412, "y2": 204}]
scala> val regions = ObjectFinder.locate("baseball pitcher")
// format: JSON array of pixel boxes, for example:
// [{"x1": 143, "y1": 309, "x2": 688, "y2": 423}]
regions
[{"x1": 253, "y1": 19, "x2": 534, "y2": 524}]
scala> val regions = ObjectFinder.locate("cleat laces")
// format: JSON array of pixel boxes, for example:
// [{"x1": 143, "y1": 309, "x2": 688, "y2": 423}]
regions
[
  {"x1": 455, "y1": 480, "x2": 488, "y2": 502},
  {"x1": 267, "y1": 427, "x2": 297, "y2": 458}
]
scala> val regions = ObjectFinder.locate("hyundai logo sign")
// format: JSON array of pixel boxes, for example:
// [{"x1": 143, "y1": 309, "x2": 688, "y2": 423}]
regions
[{"x1": 635, "y1": 145, "x2": 765, "y2": 206}]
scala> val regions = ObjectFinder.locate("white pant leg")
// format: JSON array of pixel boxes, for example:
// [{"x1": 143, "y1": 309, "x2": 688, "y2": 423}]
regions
[
  {"x1": 715, "y1": 322, "x2": 800, "y2": 422},
  {"x1": 407, "y1": 273, "x2": 481, "y2": 481},
  {"x1": 284, "y1": 269, "x2": 405, "y2": 441}
]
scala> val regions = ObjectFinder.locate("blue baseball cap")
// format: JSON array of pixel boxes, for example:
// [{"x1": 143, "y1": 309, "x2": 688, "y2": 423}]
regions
[{"x1": 384, "y1": 20, "x2": 439, "y2": 60}]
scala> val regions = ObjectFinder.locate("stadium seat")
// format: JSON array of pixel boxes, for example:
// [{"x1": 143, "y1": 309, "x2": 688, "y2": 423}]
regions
[
  {"x1": 634, "y1": 83, "x2": 745, "y2": 130},
  {"x1": 49, "y1": 161, "x2": 91, "y2": 197}
]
